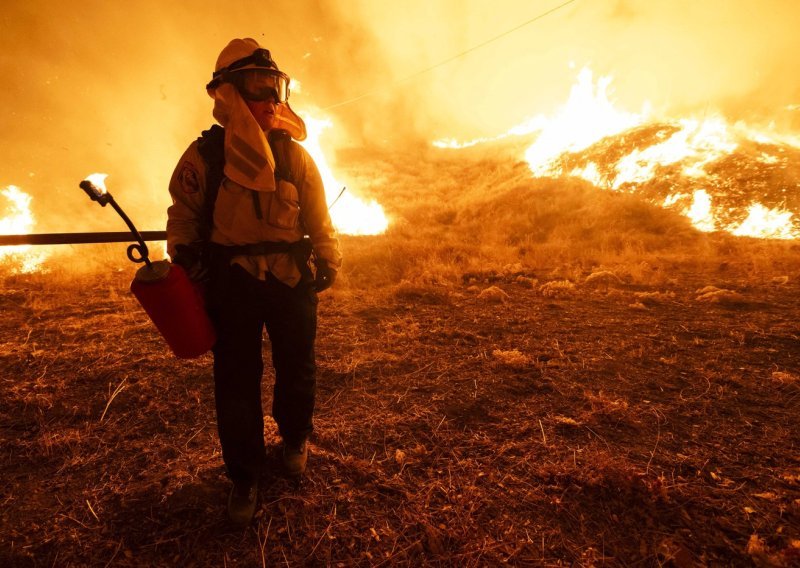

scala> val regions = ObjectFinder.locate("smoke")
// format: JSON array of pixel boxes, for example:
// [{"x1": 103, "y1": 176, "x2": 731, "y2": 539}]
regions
[
  {"x1": 2, "y1": 0, "x2": 798, "y2": 234},
  {"x1": 327, "y1": 0, "x2": 800, "y2": 139}
]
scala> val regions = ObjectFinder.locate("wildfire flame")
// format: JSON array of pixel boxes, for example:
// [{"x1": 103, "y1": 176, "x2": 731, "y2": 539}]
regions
[
  {"x1": 683, "y1": 190, "x2": 715, "y2": 233},
  {"x1": 436, "y1": 66, "x2": 800, "y2": 240},
  {"x1": 300, "y1": 113, "x2": 389, "y2": 236},
  {"x1": 732, "y1": 204, "x2": 796, "y2": 240},
  {"x1": 0, "y1": 185, "x2": 48, "y2": 273},
  {"x1": 524, "y1": 68, "x2": 647, "y2": 176}
]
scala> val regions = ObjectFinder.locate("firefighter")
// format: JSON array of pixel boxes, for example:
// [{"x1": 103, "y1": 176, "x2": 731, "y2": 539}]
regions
[{"x1": 165, "y1": 38, "x2": 341, "y2": 525}]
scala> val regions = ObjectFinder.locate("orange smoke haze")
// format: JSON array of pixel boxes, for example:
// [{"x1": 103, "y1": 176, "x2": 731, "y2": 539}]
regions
[{"x1": 2, "y1": 0, "x2": 799, "y2": 234}]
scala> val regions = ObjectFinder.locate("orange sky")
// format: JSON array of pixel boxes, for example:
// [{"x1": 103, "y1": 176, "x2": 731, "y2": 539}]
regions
[{"x1": 1, "y1": 0, "x2": 798, "y2": 231}]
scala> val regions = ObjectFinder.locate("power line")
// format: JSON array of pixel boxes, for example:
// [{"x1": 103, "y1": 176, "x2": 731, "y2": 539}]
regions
[{"x1": 322, "y1": 0, "x2": 579, "y2": 111}]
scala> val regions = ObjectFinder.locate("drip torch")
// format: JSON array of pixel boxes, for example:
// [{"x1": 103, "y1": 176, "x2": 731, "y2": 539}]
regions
[
  {"x1": 79, "y1": 177, "x2": 153, "y2": 267},
  {"x1": 79, "y1": 175, "x2": 216, "y2": 359}
]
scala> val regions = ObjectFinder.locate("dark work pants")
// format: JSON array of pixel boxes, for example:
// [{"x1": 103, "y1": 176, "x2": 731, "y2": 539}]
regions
[{"x1": 209, "y1": 264, "x2": 317, "y2": 484}]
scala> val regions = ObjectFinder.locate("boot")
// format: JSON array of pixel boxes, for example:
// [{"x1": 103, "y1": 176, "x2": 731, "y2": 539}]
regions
[
  {"x1": 227, "y1": 478, "x2": 258, "y2": 526},
  {"x1": 283, "y1": 439, "x2": 308, "y2": 477}
]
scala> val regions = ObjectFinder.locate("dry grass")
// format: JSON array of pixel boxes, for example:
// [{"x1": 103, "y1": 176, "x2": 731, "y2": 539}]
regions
[{"x1": 2, "y1": 144, "x2": 800, "y2": 566}]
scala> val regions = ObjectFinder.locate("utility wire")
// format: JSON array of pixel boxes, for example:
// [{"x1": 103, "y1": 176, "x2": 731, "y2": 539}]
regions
[{"x1": 322, "y1": 0, "x2": 579, "y2": 111}]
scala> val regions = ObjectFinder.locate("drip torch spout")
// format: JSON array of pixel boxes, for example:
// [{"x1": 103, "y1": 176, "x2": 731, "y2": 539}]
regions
[
  {"x1": 78, "y1": 178, "x2": 152, "y2": 268},
  {"x1": 79, "y1": 179, "x2": 112, "y2": 206}
]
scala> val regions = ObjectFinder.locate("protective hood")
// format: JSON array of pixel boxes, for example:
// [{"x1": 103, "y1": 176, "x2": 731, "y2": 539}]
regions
[{"x1": 211, "y1": 82, "x2": 277, "y2": 192}]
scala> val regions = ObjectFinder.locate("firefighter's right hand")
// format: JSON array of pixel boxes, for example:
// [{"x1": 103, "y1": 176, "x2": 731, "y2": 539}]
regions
[{"x1": 172, "y1": 244, "x2": 208, "y2": 282}]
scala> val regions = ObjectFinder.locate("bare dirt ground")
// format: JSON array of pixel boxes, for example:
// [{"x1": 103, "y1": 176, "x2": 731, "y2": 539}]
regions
[{"x1": 1, "y1": 248, "x2": 799, "y2": 566}]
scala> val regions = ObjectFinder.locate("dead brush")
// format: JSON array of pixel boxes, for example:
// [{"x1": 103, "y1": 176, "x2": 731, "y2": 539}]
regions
[
  {"x1": 391, "y1": 279, "x2": 451, "y2": 304},
  {"x1": 622, "y1": 260, "x2": 672, "y2": 287},
  {"x1": 477, "y1": 285, "x2": 509, "y2": 303},
  {"x1": 538, "y1": 280, "x2": 576, "y2": 297},
  {"x1": 582, "y1": 269, "x2": 623, "y2": 290},
  {"x1": 541, "y1": 448, "x2": 669, "y2": 515},
  {"x1": 582, "y1": 390, "x2": 632, "y2": 422},
  {"x1": 381, "y1": 316, "x2": 422, "y2": 342},
  {"x1": 634, "y1": 290, "x2": 676, "y2": 306},
  {"x1": 514, "y1": 274, "x2": 537, "y2": 288},
  {"x1": 695, "y1": 285, "x2": 747, "y2": 305},
  {"x1": 491, "y1": 349, "x2": 532, "y2": 368}
]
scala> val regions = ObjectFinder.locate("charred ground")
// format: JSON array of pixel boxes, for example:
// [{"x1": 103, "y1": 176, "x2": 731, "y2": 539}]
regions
[{"x1": 1, "y1": 146, "x2": 799, "y2": 566}]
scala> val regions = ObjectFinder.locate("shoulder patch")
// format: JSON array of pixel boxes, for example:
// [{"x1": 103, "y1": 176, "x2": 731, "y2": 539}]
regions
[{"x1": 178, "y1": 161, "x2": 200, "y2": 193}]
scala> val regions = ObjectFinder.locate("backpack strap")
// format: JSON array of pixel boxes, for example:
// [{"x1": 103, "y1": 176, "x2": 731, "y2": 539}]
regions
[
  {"x1": 196, "y1": 124, "x2": 226, "y2": 241},
  {"x1": 268, "y1": 129, "x2": 294, "y2": 183},
  {"x1": 268, "y1": 129, "x2": 308, "y2": 234}
]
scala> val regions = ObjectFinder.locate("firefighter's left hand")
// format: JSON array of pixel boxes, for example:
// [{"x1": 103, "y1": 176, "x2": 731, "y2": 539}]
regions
[
  {"x1": 314, "y1": 259, "x2": 336, "y2": 292},
  {"x1": 172, "y1": 244, "x2": 208, "y2": 282}
]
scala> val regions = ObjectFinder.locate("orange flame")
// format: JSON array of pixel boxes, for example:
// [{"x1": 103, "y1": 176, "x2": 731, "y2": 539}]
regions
[
  {"x1": 435, "y1": 66, "x2": 800, "y2": 240},
  {"x1": 732, "y1": 204, "x2": 796, "y2": 240},
  {"x1": 525, "y1": 67, "x2": 646, "y2": 175},
  {"x1": 0, "y1": 185, "x2": 49, "y2": 273},
  {"x1": 300, "y1": 113, "x2": 389, "y2": 236},
  {"x1": 524, "y1": 68, "x2": 800, "y2": 239}
]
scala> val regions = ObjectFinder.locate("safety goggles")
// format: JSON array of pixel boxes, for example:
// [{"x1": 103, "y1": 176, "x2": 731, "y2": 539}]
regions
[
  {"x1": 206, "y1": 48, "x2": 291, "y2": 103},
  {"x1": 229, "y1": 68, "x2": 290, "y2": 103}
]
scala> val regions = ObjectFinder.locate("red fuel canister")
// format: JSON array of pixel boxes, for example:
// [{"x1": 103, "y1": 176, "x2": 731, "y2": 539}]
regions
[{"x1": 130, "y1": 260, "x2": 216, "y2": 359}]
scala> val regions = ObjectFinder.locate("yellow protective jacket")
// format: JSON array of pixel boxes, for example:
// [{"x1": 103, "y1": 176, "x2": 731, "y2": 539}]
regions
[{"x1": 166, "y1": 131, "x2": 341, "y2": 287}]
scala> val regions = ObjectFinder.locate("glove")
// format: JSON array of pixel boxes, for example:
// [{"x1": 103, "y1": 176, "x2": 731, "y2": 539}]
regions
[
  {"x1": 172, "y1": 244, "x2": 208, "y2": 282},
  {"x1": 313, "y1": 259, "x2": 336, "y2": 292}
]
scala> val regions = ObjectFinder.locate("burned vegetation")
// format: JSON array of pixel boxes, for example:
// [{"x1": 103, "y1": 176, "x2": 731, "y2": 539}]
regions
[{"x1": 2, "y1": 143, "x2": 800, "y2": 566}]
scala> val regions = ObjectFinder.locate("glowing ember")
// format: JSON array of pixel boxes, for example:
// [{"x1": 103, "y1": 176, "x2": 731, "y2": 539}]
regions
[
  {"x1": 300, "y1": 113, "x2": 388, "y2": 236},
  {"x1": 0, "y1": 185, "x2": 48, "y2": 273}
]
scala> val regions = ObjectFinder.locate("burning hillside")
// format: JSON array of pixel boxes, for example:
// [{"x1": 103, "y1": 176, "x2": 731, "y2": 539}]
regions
[
  {"x1": 438, "y1": 67, "x2": 800, "y2": 242},
  {"x1": 537, "y1": 120, "x2": 800, "y2": 239}
]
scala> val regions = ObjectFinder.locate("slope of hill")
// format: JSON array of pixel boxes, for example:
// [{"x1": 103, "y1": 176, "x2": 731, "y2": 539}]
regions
[{"x1": 532, "y1": 121, "x2": 800, "y2": 237}]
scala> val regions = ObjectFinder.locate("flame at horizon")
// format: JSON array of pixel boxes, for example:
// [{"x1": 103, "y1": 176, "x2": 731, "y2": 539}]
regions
[
  {"x1": 537, "y1": 71, "x2": 800, "y2": 240},
  {"x1": 0, "y1": 186, "x2": 48, "y2": 273},
  {"x1": 525, "y1": 68, "x2": 648, "y2": 176},
  {"x1": 435, "y1": 66, "x2": 800, "y2": 241}
]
